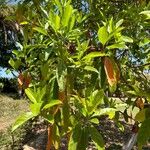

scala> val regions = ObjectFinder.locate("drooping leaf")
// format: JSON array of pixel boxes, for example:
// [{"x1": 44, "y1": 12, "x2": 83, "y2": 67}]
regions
[
  {"x1": 12, "y1": 112, "x2": 34, "y2": 132},
  {"x1": 135, "y1": 97, "x2": 144, "y2": 110},
  {"x1": 137, "y1": 118, "x2": 150, "y2": 149},
  {"x1": 89, "y1": 126, "x2": 105, "y2": 150},
  {"x1": 77, "y1": 127, "x2": 89, "y2": 150},
  {"x1": 135, "y1": 109, "x2": 146, "y2": 122},
  {"x1": 68, "y1": 124, "x2": 82, "y2": 150},
  {"x1": 104, "y1": 57, "x2": 119, "y2": 87}
]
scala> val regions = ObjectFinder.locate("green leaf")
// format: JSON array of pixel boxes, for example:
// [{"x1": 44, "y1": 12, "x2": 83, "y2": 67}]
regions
[
  {"x1": 135, "y1": 109, "x2": 146, "y2": 122},
  {"x1": 12, "y1": 112, "x2": 34, "y2": 132},
  {"x1": 82, "y1": 52, "x2": 107, "y2": 60},
  {"x1": 90, "y1": 118, "x2": 99, "y2": 124},
  {"x1": 121, "y1": 36, "x2": 133, "y2": 43},
  {"x1": 42, "y1": 100, "x2": 62, "y2": 110},
  {"x1": 62, "y1": 4, "x2": 73, "y2": 27},
  {"x1": 139, "y1": 38, "x2": 150, "y2": 47},
  {"x1": 43, "y1": 114, "x2": 54, "y2": 124},
  {"x1": 140, "y1": 11, "x2": 150, "y2": 19},
  {"x1": 68, "y1": 124, "x2": 82, "y2": 150},
  {"x1": 94, "y1": 108, "x2": 116, "y2": 119},
  {"x1": 25, "y1": 88, "x2": 37, "y2": 103},
  {"x1": 30, "y1": 103, "x2": 42, "y2": 116},
  {"x1": 107, "y1": 42, "x2": 127, "y2": 49},
  {"x1": 69, "y1": 15, "x2": 76, "y2": 31},
  {"x1": 33, "y1": 27, "x2": 47, "y2": 35},
  {"x1": 20, "y1": 21, "x2": 28, "y2": 25},
  {"x1": 84, "y1": 66, "x2": 99, "y2": 74},
  {"x1": 77, "y1": 127, "x2": 89, "y2": 150},
  {"x1": 54, "y1": 0, "x2": 62, "y2": 14},
  {"x1": 135, "y1": 108, "x2": 150, "y2": 122},
  {"x1": 98, "y1": 26, "x2": 109, "y2": 45},
  {"x1": 9, "y1": 58, "x2": 21, "y2": 70},
  {"x1": 137, "y1": 118, "x2": 150, "y2": 149},
  {"x1": 41, "y1": 63, "x2": 49, "y2": 80},
  {"x1": 89, "y1": 126, "x2": 105, "y2": 150},
  {"x1": 36, "y1": 86, "x2": 46, "y2": 102},
  {"x1": 88, "y1": 90, "x2": 104, "y2": 114},
  {"x1": 116, "y1": 19, "x2": 124, "y2": 28},
  {"x1": 55, "y1": 15, "x2": 60, "y2": 31}
]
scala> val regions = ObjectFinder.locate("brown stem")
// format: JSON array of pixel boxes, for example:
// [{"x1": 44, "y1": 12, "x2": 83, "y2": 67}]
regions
[{"x1": 46, "y1": 125, "x2": 53, "y2": 150}]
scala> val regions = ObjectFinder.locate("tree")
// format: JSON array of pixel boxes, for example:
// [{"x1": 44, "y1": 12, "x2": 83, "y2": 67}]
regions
[
  {"x1": 10, "y1": 0, "x2": 150, "y2": 149},
  {"x1": 0, "y1": 1, "x2": 19, "y2": 68}
]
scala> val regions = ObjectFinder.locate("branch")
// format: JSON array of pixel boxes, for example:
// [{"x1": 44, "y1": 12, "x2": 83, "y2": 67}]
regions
[{"x1": 130, "y1": 62, "x2": 150, "y2": 68}]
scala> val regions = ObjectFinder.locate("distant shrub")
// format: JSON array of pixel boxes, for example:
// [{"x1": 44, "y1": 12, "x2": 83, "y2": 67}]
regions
[{"x1": 0, "y1": 78, "x2": 18, "y2": 93}]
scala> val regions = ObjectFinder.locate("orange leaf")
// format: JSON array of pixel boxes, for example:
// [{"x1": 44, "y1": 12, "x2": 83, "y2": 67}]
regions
[
  {"x1": 104, "y1": 57, "x2": 116, "y2": 86},
  {"x1": 58, "y1": 91, "x2": 66, "y2": 102},
  {"x1": 136, "y1": 97, "x2": 144, "y2": 109},
  {"x1": 104, "y1": 57, "x2": 120, "y2": 86},
  {"x1": 24, "y1": 75, "x2": 31, "y2": 88},
  {"x1": 18, "y1": 73, "x2": 24, "y2": 86}
]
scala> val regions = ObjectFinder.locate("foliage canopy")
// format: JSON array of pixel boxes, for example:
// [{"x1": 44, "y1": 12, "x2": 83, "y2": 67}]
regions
[{"x1": 4, "y1": 0, "x2": 150, "y2": 149}]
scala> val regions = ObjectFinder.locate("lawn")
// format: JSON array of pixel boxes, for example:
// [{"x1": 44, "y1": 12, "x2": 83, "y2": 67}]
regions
[{"x1": 0, "y1": 93, "x2": 29, "y2": 149}]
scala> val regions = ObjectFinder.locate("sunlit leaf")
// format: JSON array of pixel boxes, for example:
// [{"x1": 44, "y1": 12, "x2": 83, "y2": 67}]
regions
[
  {"x1": 33, "y1": 27, "x2": 47, "y2": 35},
  {"x1": 25, "y1": 88, "x2": 37, "y2": 103},
  {"x1": 121, "y1": 36, "x2": 133, "y2": 43},
  {"x1": 42, "y1": 100, "x2": 62, "y2": 110},
  {"x1": 116, "y1": 19, "x2": 124, "y2": 28},
  {"x1": 139, "y1": 38, "x2": 150, "y2": 47},
  {"x1": 30, "y1": 103, "x2": 42, "y2": 116},
  {"x1": 62, "y1": 4, "x2": 73, "y2": 27},
  {"x1": 98, "y1": 26, "x2": 109, "y2": 45},
  {"x1": 84, "y1": 66, "x2": 99, "y2": 74},
  {"x1": 104, "y1": 57, "x2": 119, "y2": 87},
  {"x1": 88, "y1": 90, "x2": 104, "y2": 114},
  {"x1": 12, "y1": 112, "x2": 34, "y2": 132},
  {"x1": 82, "y1": 52, "x2": 107, "y2": 60},
  {"x1": 107, "y1": 42, "x2": 127, "y2": 49}
]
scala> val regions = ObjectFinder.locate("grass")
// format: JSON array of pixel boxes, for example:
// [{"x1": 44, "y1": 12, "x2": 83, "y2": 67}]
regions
[{"x1": 0, "y1": 93, "x2": 29, "y2": 149}]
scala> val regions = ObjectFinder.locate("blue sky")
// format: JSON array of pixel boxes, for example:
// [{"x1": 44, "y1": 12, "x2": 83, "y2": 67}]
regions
[{"x1": 0, "y1": 67, "x2": 18, "y2": 78}]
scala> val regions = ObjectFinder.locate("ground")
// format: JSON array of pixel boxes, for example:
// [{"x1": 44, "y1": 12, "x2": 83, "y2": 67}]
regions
[{"x1": 0, "y1": 93, "x2": 150, "y2": 150}]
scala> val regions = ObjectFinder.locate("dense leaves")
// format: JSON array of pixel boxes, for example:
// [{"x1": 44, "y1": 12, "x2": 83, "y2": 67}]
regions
[{"x1": 5, "y1": 0, "x2": 150, "y2": 149}]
